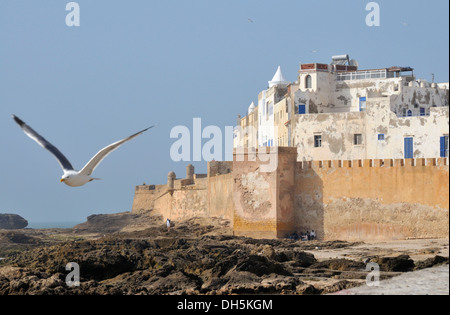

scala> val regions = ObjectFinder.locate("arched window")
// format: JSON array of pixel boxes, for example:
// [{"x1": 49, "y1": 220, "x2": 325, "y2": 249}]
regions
[
  {"x1": 407, "y1": 110, "x2": 413, "y2": 117},
  {"x1": 305, "y1": 75, "x2": 312, "y2": 89}
]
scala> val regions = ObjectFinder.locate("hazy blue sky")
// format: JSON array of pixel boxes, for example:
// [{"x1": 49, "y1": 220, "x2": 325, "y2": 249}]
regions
[{"x1": 0, "y1": 0, "x2": 448, "y2": 225}]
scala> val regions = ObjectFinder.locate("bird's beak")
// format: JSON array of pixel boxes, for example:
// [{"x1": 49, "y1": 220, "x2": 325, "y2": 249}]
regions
[{"x1": 60, "y1": 179, "x2": 65, "y2": 183}]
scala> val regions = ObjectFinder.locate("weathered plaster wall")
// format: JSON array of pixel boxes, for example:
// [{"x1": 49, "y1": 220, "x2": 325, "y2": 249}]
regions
[
  {"x1": 232, "y1": 150, "x2": 278, "y2": 238},
  {"x1": 390, "y1": 83, "x2": 449, "y2": 116},
  {"x1": 293, "y1": 97, "x2": 449, "y2": 161},
  {"x1": 294, "y1": 75, "x2": 449, "y2": 117},
  {"x1": 295, "y1": 158, "x2": 449, "y2": 241},
  {"x1": 294, "y1": 111, "x2": 366, "y2": 161},
  {"x1": 232, "y1": 147, "x2": 297, "y2": 239},
  {"x1": 296, "y1": 71, "x2": 335, "y2": 112},
  {"x1": 294, "y1": 74, "x2": 406, "y2": 114},
  {"x1": 366, "y1": 98, "x2": 449, "y2": 159}
]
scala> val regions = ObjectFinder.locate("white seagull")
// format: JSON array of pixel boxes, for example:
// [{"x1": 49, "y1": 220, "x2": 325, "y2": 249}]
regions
[{"x1": 12, "y1": 115, "x2": 154, "y2": 187}]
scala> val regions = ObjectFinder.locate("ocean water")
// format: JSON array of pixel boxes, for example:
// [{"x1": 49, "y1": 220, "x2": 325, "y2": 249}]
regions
[{"x1": 26, "y1": 221, "x2": 84, "y2": 229}]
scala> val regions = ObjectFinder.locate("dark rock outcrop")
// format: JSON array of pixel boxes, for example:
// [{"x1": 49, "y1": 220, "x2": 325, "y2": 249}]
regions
[
  {"x1": 415, "y1": 256, "x2": 449, "y2": 270},
  {"x1": 372, "y1": 255, "x2": 415, "y2": 272},
  {"x1": 0, "y1": 214, "x2": 28, "y2": 230}
]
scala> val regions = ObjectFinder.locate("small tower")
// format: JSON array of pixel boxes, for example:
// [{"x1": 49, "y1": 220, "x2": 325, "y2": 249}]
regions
[
  {"x1": 167, "y1": 171, "x2": 176, "y2": 191},
  {"x1": 186, "y1": 164, "x2": 195, "y2": 184}
]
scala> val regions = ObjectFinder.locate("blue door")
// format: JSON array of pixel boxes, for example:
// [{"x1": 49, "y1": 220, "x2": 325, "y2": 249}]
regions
[
  {"x1": 298, "y1": 105, "x2": 306, "y2": 115},
  {"x1": 404, "y1": 137, "x2": 414, "y2": 159},
  {"x1": 441, "y1": 136, "x2": 449, "y2": 158}
]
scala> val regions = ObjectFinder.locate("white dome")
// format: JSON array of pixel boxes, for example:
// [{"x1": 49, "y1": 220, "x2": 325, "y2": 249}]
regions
[
  {"x1": 268, "y1": 66, "x2": 290, "y2": 88},
  {"x1": 248, "y1": 102, "x2": 256, "y2": 114}
]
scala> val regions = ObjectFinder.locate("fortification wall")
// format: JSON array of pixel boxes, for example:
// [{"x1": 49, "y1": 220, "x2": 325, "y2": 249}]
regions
[
  {"x1": 132, "y1": 185, "x2": 167, "y2": 214},
  {"x1": 132, "y1": 150, "x2": 449, "y2": 241},
  {"x1": 131, "y1": 162, "x2": 234, "y2": 222},
  {"x1": 294, "y1": 158, "x2": 449, "y2": 241},
  {"x1": 153, "y1": 188, "x2": 209, "y2": 221}
]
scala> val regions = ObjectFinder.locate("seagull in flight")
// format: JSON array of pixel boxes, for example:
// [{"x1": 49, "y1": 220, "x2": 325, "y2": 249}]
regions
[{"x1": 12, "y1": 115, "x2": 154, "y2": 187}]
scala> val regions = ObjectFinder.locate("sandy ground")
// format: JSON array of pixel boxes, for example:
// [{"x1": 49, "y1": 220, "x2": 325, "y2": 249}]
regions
[
  {"x1": 332, "y1": 265, "x2": 449, "y2": 295},
  {"x1": 307, "y1": 238, "x2": 449, "y2": 295},
  {"x1": 305, "y1": 239, "x2": 449, "y2": 263}
]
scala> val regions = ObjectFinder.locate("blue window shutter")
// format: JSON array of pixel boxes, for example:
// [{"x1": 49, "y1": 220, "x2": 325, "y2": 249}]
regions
[
  {"x1": 440, "y1": 136, "x2": 446, "y2": 158},
  {"x1": 359, "y1": 97, "x2": 367, "y2": 112},
  {"x1": 420, "y1": 108, "x2": 425, "y2": 116},
  {"x1": 298, "y1": 105, "x2": 306, "y2": 115},
  {"x1": 404, "y1": 138, "x2": 413, "y2": 159}
]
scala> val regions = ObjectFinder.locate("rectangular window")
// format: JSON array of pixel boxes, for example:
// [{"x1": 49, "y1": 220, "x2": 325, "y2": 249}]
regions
[
  {"x1": 404, "y1": 137, "x2": 414, "y2": 159},
  {"x1": 359, "y1": 97, "x2": 367, "y2": 112},
  {"x1": 420, "y1": 107, "x2": 426, "y2": 116},
  {"x1": 378, "y1": 134, "x2": 385, "y2": 141},
  {"x1": 314, "y1": 135, "x2": 322, "y2": 148},
  {"x1": 298, "y1": 104, "x2": 306, "y2": 115},
  {"x1": 354, "y1": 134, "x2": 363, "y2": 145},
  {"x1": 441, "y1": 136, "x2": 449, "y2": 158}
]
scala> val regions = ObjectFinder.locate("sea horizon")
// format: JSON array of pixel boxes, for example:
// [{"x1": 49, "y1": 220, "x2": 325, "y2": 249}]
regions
[{"x1": 26, "y1": 221, "x2": 84, "y2": 229}]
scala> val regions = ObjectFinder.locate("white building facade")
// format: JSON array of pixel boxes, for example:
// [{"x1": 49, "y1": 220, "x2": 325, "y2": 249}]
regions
[{"x1": 235, "y1": 56, "x2": 450, "y2": 161}]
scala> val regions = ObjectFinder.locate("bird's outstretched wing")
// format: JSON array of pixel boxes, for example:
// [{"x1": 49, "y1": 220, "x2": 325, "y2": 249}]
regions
[
  {"x1": 79, "y1": 126, "x2": 154, "y2": 176},
  {"x1": 12, "y1": 115, "x2": 75, "y2": 171}
]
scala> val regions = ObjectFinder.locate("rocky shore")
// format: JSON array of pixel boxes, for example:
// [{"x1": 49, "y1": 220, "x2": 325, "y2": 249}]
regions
[
  {"x1": 0, "y1": 214, "x2": 28, "y2": 230},
  {"x1": 0, "y1": 213, "x2": 448, "y2": 295}
]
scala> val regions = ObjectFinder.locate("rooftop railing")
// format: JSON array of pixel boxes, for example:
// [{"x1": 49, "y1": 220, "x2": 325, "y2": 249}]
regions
[{"x1": 336, "y1": 69, "x2": 388, "y2": 81}]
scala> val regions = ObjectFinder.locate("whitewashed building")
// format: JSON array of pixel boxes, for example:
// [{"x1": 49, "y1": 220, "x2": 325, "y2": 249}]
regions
[{"x1": 235, "y1": 55, "x2": 450, "y2": 161}]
